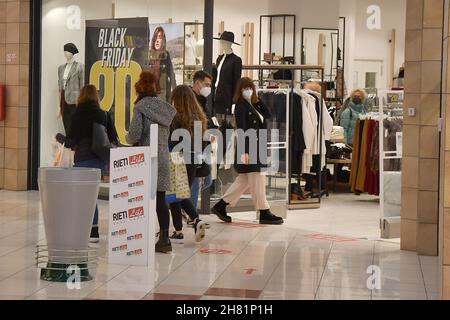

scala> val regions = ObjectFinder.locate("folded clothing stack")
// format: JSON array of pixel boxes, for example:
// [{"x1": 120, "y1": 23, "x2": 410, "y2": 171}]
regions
[{"x1": 331, "y1": 126, "x2": 345, "y2": 141}]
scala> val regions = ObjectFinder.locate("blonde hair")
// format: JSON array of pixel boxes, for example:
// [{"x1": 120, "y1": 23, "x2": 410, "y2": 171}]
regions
[{"x1": 350, "y1": 89, "x2": 367, "y2": 103}]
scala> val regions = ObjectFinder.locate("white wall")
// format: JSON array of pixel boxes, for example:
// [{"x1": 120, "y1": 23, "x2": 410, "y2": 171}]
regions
[
  {"x1": 213, "y1": 0, "x2": 270, "y2": 65},
  {"x1": 115, "y1": 0, "x2": 204, "y2": 23},
  {"x1": 213, "y1": 0, "x2": 340, "y2": 78},
  {"x1": 269, "y1": 0, "x2": 340, "y2": 65},
  {"x1": 340, "y1": 0, "x2": 406, "y2": 93}
]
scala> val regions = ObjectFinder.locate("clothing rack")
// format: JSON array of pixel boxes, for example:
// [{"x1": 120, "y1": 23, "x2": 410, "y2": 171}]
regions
[{"x1": 243, "y1": 64, "x2": 325, "y2": 210}]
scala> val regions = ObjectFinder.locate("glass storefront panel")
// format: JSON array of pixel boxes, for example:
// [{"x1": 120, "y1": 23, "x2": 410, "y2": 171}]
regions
[{"x1": 40, "y1": 0, "x2": 205, "y2": 167}]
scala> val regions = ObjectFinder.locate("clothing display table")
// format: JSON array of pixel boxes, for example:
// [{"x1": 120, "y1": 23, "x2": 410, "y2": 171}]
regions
[{"x1": 327, "y1": 158, "x2": 352, "y2": 192}]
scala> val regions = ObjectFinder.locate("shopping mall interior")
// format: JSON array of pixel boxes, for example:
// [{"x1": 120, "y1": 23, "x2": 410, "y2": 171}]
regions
[{"x1": 0, "y1": 0, "x2": 449, "y2": 301}]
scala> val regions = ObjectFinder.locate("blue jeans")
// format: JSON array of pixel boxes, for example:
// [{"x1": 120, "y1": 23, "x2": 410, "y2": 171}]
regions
[
  {"x1": 74, "y1": 159, "x2": 105, "y2": 227},
  {"x1": 190, "y1": 174, "x2": 213, "y2": 211}
]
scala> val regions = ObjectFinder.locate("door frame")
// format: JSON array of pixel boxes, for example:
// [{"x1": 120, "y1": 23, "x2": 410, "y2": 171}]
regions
[{"x1": 353, "y1": 58, "x2": 387, "y2": 91}]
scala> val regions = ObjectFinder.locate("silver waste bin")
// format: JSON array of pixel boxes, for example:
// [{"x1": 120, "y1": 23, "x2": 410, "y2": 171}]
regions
[{"x1": 38, "y1": 168, "x2": 101, "y2": 282}]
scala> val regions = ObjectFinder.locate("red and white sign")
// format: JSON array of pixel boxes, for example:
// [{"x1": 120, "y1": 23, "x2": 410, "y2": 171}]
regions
[{"x1": 109, "y1": 125, "x2": 158, "y2": 267}]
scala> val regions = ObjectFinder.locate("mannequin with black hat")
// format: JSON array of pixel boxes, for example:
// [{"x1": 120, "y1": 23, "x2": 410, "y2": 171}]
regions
[
  {"x1": 213, "y1": 31, "x2": 242, "y2": 116},
  {"x1": 58, "y1": 43, "x2": 84, "y2": 133}
]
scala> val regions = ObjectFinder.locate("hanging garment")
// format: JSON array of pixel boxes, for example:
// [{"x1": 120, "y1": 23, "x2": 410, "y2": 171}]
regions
[
  {"x1": 350, "y1": 119, "x2": 363, "y2": 193},
  {"x1": 306, "y1": 91, "x2": 334, "y2": 169},
  {"x1": 291, "y1": 93, "x2": 306, "y2": 174},
  {"x1": 364, "y1": 120, "x2": 379, "y2": 196},
  {"x1": 355, "y1": 119, "x2": 370, "y2": 193},
  {"x1": 369, "y1": 121, "x2": 380, "y2": 196}
]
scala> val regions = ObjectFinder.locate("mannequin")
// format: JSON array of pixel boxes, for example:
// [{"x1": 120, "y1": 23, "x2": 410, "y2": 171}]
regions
[
  {"x1": 58, "y1": 43, "x2": 84, "y2": 133},
  {"x1": 213, "y1": 31, "x2": 242, "y2": 115}
]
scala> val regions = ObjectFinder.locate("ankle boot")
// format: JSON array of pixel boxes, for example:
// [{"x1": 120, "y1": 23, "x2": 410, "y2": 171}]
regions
[
  {"x1": 155, "y1": 229, "x2": 172, "y2": 253},
  {"x1": 212, "y1": 200, "x2": 232, "y2": 223},
  {"x1": 259, "y1": 209, "x2": 284, "y2": 225}
]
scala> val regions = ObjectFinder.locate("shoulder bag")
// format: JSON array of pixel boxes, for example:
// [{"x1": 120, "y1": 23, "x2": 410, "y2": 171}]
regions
[{"x1": 92, "y1": 111, "x2": 113, "y2": 164}]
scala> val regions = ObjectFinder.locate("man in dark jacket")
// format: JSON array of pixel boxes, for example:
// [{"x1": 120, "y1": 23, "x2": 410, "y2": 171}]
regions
[
  {"x1": 189, "y1": 71, "x2": 216, "y2": 217},
  {"x1": 192, "y1": 71, "x2": 213, "y2": 122}
]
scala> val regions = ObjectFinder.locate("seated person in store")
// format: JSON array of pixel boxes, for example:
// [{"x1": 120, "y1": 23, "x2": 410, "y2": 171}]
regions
[
  {"x1": 59, "y1": 84, "x2": 119, "y2": 243},
  {"x1": 212, "y1": 77, "x2": 284, "y2": 225},
  {"x1": 340, "y1": 89, "x2": 367, "y2": 146}
]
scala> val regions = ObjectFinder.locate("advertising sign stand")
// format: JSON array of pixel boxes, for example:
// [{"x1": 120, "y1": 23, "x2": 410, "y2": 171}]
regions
[{"x1": 108, "y1": 125, "x2": 158, "y2": 267}]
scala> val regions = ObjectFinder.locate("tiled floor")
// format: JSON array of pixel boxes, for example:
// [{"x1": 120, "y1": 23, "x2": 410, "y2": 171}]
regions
[{"x1": 0, "y1": 190, "x2": 441, "y2": 300}]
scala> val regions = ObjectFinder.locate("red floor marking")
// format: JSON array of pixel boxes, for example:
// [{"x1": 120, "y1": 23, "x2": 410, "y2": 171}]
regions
[
  {"x1": 223, "y1": 222, "x2": 266, "y2": 229},
  {"x1": 245, "y1": 268, "x2": 257, "y2": 275},
  {"x1": 200, "y1": 248, "x2": 232, "y2": 255},
  {"x1": 303, "y1": 234, "x2": 358, "y2": 242}
]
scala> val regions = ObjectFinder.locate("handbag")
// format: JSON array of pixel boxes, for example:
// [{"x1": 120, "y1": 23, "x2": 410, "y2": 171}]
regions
[
  {"x1": 91, "y1": 112, "x2": 112, "y2": 164},
  {"x1": 53, "y1": 143, "x2": 74, "y2": 168},
  {"x1": 166, "y1": 152, "x2": 191, "y2": 204},
  {"x1": 196, "y1": 163, "x2": 211, "y2": 178}
]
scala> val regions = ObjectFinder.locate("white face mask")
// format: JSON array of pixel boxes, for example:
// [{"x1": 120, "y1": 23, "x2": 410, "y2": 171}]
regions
[
  {"x1": 242, "y1": 89, "x2": 253, "y2": 102},
  {"x1": 200, "y1": 86, "x2": 211, "y2": 98}
]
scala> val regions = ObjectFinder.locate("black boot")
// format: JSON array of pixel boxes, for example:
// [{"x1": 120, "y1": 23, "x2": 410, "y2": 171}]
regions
[
  {"x1": 259, "y1": 210, "x2": 284, "y2": 225},
  {"x1": 89, "y1": 226, "x2": 100, "y2": 243},
  {"x1": 155, "y1": 230, "x2": 172, "y2": 253},
  {"x1": 212, "y1": 200, "x2": 232, "y2": 223}
]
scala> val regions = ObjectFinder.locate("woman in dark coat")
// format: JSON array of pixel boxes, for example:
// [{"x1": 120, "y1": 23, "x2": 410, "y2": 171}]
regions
[
  {"x1": 212, "y1": 77, "x2": 284, "y2": 225},
  {"x1": 64, "y1": 84, "x2": 119, "y2": 243}
]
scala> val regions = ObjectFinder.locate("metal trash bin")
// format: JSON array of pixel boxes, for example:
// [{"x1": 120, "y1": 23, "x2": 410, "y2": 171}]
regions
[{"x1": 37, "y1": 168, "x2": 101, "y2": 282}]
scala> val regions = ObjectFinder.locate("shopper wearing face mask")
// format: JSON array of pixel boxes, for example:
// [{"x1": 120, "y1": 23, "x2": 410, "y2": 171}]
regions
[
  {"x1": 212, "y1": 77, "x2": 284, "y2": 225},
  {"x1": 340, "y1": 89, "x2": 367, "y2": 146},
  {"x1": 192, "y1": 71, "x2": 213, "y2": 118},
  {"x1": 186, "y1": 71, "x2": 216, "y2": 220}
]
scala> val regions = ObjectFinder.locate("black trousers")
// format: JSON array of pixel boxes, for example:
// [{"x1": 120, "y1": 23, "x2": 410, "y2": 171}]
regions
[
  {"x1": 157, "y1": 191, "x2": 170, "y2": 231},
  {"x1": 170, "y1": 164, "x2": 199, "y2": 232},
  {"x1": 62, "y1": 103, "x2": 76, "y2": 134}
]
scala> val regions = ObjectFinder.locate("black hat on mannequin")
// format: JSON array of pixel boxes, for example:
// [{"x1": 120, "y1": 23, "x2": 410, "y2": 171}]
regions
[
  {"x1": 214, "y1": 31, "x2": 240, "y2": 46},
  {"x1": 64, "y1": 43, "x2": 79, "y2": 55}
]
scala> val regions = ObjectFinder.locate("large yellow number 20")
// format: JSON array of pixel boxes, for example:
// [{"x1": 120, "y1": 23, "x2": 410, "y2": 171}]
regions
[{"x1": 90, "y1": 61, "x2": 142, "y2": 144}]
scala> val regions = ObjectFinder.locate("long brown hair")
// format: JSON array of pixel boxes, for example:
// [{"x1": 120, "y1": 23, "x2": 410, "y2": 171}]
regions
[
  {"x1": 170, "y1": 85, "x2": 208, "y2": 135},
  {"x1": 77, "y1": 85, "x2": 99, "y2": 106},
  {"x1": 135, "y1": 71, "x2": 158, "y2": 103},
  {"x1": 233, "y1": 77, "x2": 259, "y2": 104},
  {"x1": 151, "y1": 27, "x2": 167, "y2": 51}
]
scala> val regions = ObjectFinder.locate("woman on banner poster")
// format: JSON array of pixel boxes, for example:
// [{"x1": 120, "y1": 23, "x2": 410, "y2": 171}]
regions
[{"x1": 149, "y1": 26, "x2": 176, "y2": 102}]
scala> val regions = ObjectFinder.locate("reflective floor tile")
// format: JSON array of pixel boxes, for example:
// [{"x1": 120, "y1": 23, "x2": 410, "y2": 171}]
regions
[{"x1": 315, "y1": 286, "x2": 372, "y2": 300}]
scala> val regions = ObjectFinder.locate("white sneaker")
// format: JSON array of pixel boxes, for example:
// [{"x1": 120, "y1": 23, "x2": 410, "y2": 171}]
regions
[{"x1": 194, "y1": 220, "x2": 207, "y2": 243}]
